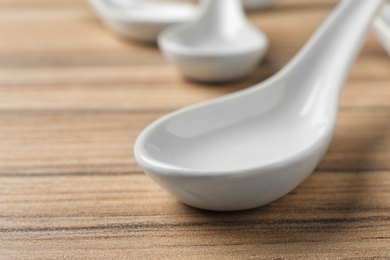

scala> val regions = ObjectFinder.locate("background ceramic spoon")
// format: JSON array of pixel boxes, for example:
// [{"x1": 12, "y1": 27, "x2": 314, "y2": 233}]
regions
[
  {"x1": 158, "y1": 0, "x2": 268, "y2": 82},
  {"x1": 374, "y1": 2, "x2": 390, "y2": 55},
  {"x1": 88, "y1": 0, "x2": 197, "y2": 42},
  {"x1": 134, "y1": 0, "x2": 385, "y2": 211}
]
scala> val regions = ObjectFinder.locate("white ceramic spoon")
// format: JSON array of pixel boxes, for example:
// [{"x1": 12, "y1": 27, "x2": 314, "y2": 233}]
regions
[
  {"x1": 158, "y1": 0, "x2": 268, "y2": 82},
  {"x1": 374, "y1": 2, "x2": 390, "y2": 55},
  {"x1": 135, "y1": 0, "x2": 385, "y2": 211},
  {"x1": 88, "y1": 0, "x2": 197, "y2": 42}
]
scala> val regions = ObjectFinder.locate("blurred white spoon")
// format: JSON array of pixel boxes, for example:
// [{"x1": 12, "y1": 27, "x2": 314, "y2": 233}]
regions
[
  {"x1": 88, "y1": 0, "x2": 276, "y2": 42},
  {"x1": 158, "y1": 0, "x2": 268, "y2": 82},
  {"x1": 134, "y1": 0, "x2": 385, "y2": 211},
  {"x1": 88, "y1": 0, "x2": 196, "y2": 42},
  {"x1": 374, "y1": 2, "x2": 390, "y2": 55}
]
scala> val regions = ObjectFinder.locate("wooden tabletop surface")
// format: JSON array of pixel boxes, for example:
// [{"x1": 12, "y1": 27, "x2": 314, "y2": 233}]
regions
[{"x1": 1, "y1": 0, "x2": 390, "y2": 258}]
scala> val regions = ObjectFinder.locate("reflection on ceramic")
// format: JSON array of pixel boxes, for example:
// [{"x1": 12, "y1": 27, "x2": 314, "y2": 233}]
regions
[
  {"x1": 242, "y1": 0, "x2": 276, "y2": 11},
  {"x1": 88, "y1": 0, "x2": 197, "y2": 42},
  {"x1": 374, "y1": 2, "x2": 390, "y2": 55},
  {"x1": 158, "y1": 0, "x2": 268, "y2": 82},
  {"x1": 134, "y1": 0, "x2": 384, "y2": 211}
]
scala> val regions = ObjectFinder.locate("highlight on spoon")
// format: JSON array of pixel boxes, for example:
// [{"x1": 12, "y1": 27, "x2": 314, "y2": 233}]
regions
[
  {"x1": 88, "y1": 0, "x2": 197, "y2": 42},
  {"x1": 373, "y1": 2, "x2": 390, "y2": 55},
  {"x1": 158, "y1": 0, "x2": 269, "y2": 82},
  {"x1": 135, "y1": 0, "x2": 385, "y2": 211}
]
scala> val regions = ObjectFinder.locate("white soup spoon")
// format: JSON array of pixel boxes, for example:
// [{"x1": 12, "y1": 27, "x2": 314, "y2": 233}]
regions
[
  {"x1": 135, "y1": 0, "x2": 385, "y2": 211},
  {"x1": 159, "y1": 0, "x2": 269, "y2": 82}
]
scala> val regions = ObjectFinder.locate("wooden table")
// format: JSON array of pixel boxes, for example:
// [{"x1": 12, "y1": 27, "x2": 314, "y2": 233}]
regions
[{"x1": 1, "y1": 0, "x2": 390, "y2": 258}]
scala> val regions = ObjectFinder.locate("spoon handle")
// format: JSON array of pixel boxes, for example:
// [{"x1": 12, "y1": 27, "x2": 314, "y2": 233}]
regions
[
  {"x1": 283, "y1": 0, "x2": 385, "y2": 93},
  {"x1": 197, "y1": 0, "x2": 246, "y2": 33}
]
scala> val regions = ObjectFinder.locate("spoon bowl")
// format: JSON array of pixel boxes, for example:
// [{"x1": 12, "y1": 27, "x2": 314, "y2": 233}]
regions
[
  {"x1": 135, "y1": 79, "x2": 333, "y2": 211},
  {"x1": 88, "y1": 0, "x2": 197, "y2": 42},
  {"x1": 159, "y1": 0, "x2": 268, "y2": 82},
  {"x1": 135, "y1": 0, "x2": 385, "y2": 211}
]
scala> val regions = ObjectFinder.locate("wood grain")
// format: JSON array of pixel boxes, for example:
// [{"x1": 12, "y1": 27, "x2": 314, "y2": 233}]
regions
[{"x1": 0, "y1": 0, "x2": 389, "y2": 259}]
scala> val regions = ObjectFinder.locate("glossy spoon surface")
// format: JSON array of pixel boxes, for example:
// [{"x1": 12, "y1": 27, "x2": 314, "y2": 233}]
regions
[
  {"x1": 88, "y1": 0, "x2": 196, "y2": 42},
  {"x1": 159, "y1": 0, "x2": 268, "y2": 82},
  {"x1": 135, "y1": 0, "x2": 385, "y2": 211}
]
